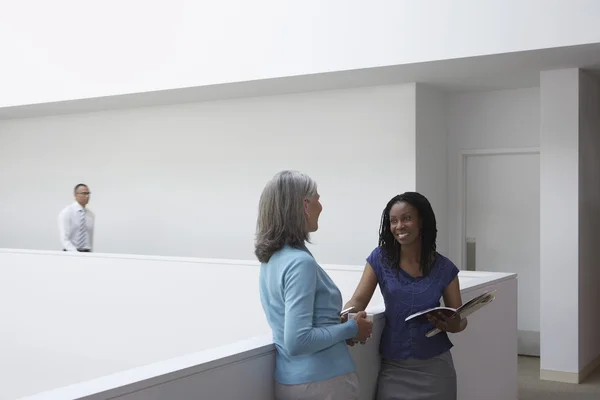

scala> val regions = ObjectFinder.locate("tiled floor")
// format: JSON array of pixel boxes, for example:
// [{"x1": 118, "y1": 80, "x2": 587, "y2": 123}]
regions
[{"x1": 519, "y1": 356, "x2": 600, "y2": 399}]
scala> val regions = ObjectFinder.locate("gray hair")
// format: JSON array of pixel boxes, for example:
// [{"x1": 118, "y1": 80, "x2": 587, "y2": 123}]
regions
[{"x1": 254, "y1": 170, "x2": 318, "y2": 263}]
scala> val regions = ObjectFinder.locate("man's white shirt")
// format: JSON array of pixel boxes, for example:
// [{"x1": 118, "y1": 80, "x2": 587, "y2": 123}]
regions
[{"x1": 58, "y1": 202, "x2": 95, "y2": 251}]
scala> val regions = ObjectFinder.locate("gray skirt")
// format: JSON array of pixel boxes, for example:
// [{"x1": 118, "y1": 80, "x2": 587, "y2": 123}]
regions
[
  {"x1": 376, "y1": 351, "x2": 457, "y2": 400},
  {"x1": 274, "y1": 372, "x2": 359, "y2": 400}
]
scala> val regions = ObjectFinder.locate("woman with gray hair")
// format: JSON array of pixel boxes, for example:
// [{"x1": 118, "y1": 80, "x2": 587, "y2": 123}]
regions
[{"x1": 256, "y1": 170, "x2": 373, "y2": 400}]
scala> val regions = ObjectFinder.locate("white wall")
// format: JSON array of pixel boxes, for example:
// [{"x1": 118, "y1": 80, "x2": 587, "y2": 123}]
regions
[
  {"x1": 0, "y1": 250, "x2": 384, "y2": 399},
  {"x1": 0, "y1": 250, "x2": 516, "y2": 400},
  {"x1": 446, "y1": 87, "x2": 541, "y2": 266},
  {"x1": 1, "y1": 252, "x2": 266, "y2": 399},
  {"x1": 0, "y1": 85, "x2": 416, "y2": 264},
  {"x1": 577, "y1": 71, "x2": 600, "y2": 371},
  {"x1": 540, "y1": 69, "x2": 582, "y2": 375},
  {"x1": 446, "y1": 76, "x2": 600, "y2": 379},
  {"x1": 0, "y1": 84, "x2": 539, "y2": 267},
  {"x1": 446, "y1": 87, "x2": 541, "y2": 358},
  {"x1": 23, "y1": 276, "x2": 518, "y2": 400},
  {"x1": 2, "y1": 0, "x2": 600, "y2": 107},
  {"x1": 539, "y1": 69, "x2": 600, "y2": 378},
  {"x1": 415, "y1": 84, "x2": 449, "y2": 255}
]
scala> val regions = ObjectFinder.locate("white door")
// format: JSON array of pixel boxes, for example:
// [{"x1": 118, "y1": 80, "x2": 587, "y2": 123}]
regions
[{"x1": 465, "y1": 152, "x2": 540, "y2": 356}]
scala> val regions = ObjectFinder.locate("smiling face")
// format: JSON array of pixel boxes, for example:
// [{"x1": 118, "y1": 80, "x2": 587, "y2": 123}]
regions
[{"x1": 389, "y1": 201, "x2": 421, "y2": 246}]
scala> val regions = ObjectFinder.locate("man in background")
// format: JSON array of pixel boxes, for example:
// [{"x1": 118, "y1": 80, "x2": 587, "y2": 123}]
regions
[{"x1": 58, "y1": 183, "x2": 95, "y2": 252}]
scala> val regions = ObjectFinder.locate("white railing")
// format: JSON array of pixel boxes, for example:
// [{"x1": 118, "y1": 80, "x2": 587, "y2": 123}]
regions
[{"x1": 1, "y1": 249, "x2": 517, "y2": 400}]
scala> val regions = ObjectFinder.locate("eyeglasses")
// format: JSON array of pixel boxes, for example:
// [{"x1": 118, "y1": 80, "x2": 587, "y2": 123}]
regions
[{"x1": 76, "y1": 192, "x2": 91, "y2": 195}]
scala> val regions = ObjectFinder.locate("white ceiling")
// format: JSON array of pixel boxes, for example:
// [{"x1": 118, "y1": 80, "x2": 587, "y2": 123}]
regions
[{"x1": 2, "y1": 42, "x2": 600, "y2": 120}]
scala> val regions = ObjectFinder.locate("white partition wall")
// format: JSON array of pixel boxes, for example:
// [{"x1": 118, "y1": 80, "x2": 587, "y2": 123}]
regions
[
  {"x1": 0, "y1": 251, "x2": 264, "y2": 400},
  {"x1": 0, "y1": 249, "x2": 379, "y2": 399},
  {"x1": 1, "y1": 250, "x2": 516, "y2": 400}
]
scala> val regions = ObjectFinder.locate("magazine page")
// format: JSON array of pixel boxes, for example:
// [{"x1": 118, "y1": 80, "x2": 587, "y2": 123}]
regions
[
  {"x1": 424, "y1": 290, "x2": 496, "y2": 337},
  {"x1": 405, "y1": 307, "x2": 456, "y2": 322},
  {"x1": 457, "y1": 290, "x2": 496, "y2": 314}
]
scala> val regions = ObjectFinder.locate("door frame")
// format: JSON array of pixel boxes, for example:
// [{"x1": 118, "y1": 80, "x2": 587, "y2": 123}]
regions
[{"x1": 457, "y1": 147, "x2": 540, "y2": 267}]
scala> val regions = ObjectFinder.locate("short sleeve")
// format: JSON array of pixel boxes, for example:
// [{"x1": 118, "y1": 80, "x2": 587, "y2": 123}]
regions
[
  {"x1": 444, "y1": 257, "x2": 460, "y2": 287},
  {"x1": 366, "y1": 246, "x2": 384, "y2": 283}
]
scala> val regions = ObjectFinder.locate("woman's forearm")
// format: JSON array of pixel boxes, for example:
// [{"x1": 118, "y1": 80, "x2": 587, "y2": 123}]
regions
[{"x1": 344, "y1": 298, "x2": 368, "y2": 313}]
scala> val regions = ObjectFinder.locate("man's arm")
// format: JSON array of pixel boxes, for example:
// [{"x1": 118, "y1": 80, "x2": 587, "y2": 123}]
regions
[
  {"x1": 58, "y1": 209, "x2": 77, "y2": 251},
  {"x1": 88, "y1": 211, "x2": 95, "y2": 251}
]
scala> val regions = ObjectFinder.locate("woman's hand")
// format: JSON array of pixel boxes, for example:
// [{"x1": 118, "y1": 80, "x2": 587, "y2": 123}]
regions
[
  {"x1": 341, "y1": 311, "x2": 373, "y2": 345},
  {"x1": 353, "y1": 311, "x2": 373, "y2": 343},
  {"x1": 427, "y1": 312, "x2": 466, "y2": 333}
]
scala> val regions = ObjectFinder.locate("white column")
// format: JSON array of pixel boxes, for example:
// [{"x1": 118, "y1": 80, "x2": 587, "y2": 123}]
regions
[
  {"x1": 540, "y1": 68, "x2": 600, "y2": 382},
  {"x1": 414, "y1": 84, "x2": 449, "y2": 255}
]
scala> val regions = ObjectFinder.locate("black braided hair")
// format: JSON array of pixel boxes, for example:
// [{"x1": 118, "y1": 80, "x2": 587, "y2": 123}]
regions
[{"x1": 378, "y1": 192, "x2": 437, "y2": 276}]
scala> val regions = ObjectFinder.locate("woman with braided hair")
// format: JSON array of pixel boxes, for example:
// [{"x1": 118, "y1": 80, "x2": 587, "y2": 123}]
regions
[{"x1": 344, "y1": 192, "x2": 467, "y2": 400}]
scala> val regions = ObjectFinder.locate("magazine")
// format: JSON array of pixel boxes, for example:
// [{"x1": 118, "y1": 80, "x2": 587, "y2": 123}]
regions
[{"x1": 404, "y1": 290, "x2": 496, "y2": 337}]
